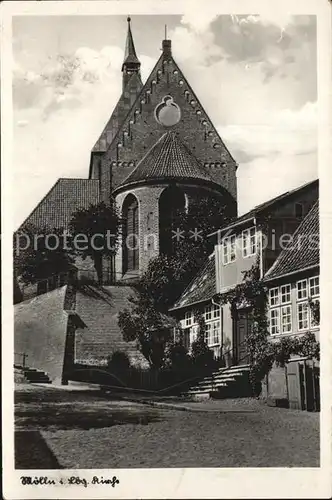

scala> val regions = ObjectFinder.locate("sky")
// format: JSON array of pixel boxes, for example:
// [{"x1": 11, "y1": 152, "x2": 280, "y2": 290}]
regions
[{"x1": 12, "y1": 13, "x2": 317, "y2": 227}]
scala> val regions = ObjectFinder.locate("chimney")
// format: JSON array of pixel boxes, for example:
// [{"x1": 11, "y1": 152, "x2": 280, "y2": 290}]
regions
[{"x1": 162, "y1": 39, "x2": 172, "y2": 58}]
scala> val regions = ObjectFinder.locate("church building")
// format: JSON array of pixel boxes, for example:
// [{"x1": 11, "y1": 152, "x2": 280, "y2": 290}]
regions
[
  {"x1": 17, "y1": 17, "x2": 238, "y2": 287},
  {"x1": 14, "y1": 18, "x2": 238, "y2": 381}
]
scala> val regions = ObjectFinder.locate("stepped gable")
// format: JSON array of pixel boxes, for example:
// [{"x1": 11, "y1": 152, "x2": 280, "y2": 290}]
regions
[
  {"x1": 74, "y1": 285, "x2": 148, "y2": 367},
  {"x1": 92, "y1": 18, "x2": 142, "y2": 154},
  {"x1": 170, "y1": 253, "x2": 216, "y2": 311},
  {"x1": 264, "y1": 201, "x2": 319, "y2": 281},
  {"x1": 114, "y1": 131, "x2": 217, "y2": 193},
  {"x1": 17, "y1": 178, "x2": 100, "y2": 232},
  {"x1": 98, "y1": 38, "x2": 237, "y2": 202}
]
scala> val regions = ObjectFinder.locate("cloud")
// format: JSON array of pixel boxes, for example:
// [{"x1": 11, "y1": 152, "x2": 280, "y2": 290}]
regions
[
  {"x1": 181, "y1": 6, "x2": 219, "y2": 33},
  {"x1": 219, "y1": 101, "x2": 317, "y2": 160},
  {"x1": 237, "y1": 152, "x2": 317, "y2": 215},
  {"x1": 12, "y1": 15, "x2": 318, "y2": 226}
]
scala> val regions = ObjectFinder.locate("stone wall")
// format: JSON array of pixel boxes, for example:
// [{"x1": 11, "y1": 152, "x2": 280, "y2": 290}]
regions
[{"x1": 14, "y1": 286, "x2": 69, "y2": 383}]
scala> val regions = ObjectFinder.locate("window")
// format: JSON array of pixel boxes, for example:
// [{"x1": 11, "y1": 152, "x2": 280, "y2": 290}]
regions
[
  {"x1": 280, "y1": 284, "x2": 291, "y2": 304},
  {"x1": 205, "y1": 321, "x2": 220, "y2": 346},
  {"x1": 270, "y1": 308, "x2": 280, "y2": 335},
  {"x1": 213, "y1": 304, "x2": 220, "y2": 318},
  {"x1": 297, "y1": 302, "x2": 309, "y2": 331},
  {"x1": 205, "y1": 323, "x2": 212, "y2": 344},
  {"x1": 295, "y1": 203, "x2": 304, "y2": 218},
  {"x1": 269, "y1": 287, "x2": 279, "y2": 307},
  {"x1": 212, "y1": 321, "x2": 220, "y2": 344},
  {"x1": 185, "y1": 311, "x2": 193, "y2": 327},
  {"x1": 297, "y1": 280, "x2": 308, "y2": 300},
  {"x1": 281, "y1": 305, "x2": 292, "y2": 333},
  {"x1": 222, "y1": 234, "x2": 236, "y2": 264},
  {"x1": 309, "y1": 276, "x2": 319, "y2": 297},
  {"x1": 204, "y1": 305, "x2": 212, "y2": 321},
  {"x1": 122, "y1": 194, "x2": 139, "y2": 273},
  {"x1": 242, "y1": 227, "x2": 257, "y2": 258}
]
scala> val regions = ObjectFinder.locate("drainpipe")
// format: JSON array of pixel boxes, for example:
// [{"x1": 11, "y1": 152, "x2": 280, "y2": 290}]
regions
[{"x1": 211, "y1": 297, "x2": 223, "y2": 356}]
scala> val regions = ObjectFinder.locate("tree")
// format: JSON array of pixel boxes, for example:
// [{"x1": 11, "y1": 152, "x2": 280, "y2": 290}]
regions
[
  {"x1": 14, "y1": 224, "x2": 74, "y2": 286},
  {"x1": 118, "y1": 195, "x2": 233, "y2": 366},
  {"x1": 137, "y1": 195, "x2": 234, "y2": 313},
  {"x1": 69, "y1": 201, "x2": 121, "y2": 284}
]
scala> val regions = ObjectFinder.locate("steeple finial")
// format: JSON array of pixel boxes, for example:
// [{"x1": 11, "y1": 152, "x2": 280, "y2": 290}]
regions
[
  {"x1": 122, "y1": 16, "x2": 141, "y2": 90},
  {"x1": 123, "y1": 16, "x2": 140, "y2": 67}
]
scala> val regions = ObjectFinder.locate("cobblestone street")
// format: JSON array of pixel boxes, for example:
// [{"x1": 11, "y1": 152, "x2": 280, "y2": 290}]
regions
[{"x1": 15, "y1": 385, "x2": 319, "y2": 469}]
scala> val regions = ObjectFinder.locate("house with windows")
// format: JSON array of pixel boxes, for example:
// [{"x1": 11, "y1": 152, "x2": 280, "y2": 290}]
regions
[
  {"x1": 262, "y1": 201, "x2": 319, "y2": 408},
  {"x1": 169, "y1": 253, "x2": 224, "y2": 358},
  {"x1": 15, "y1": 18, "x2": 239, "y2": 382},
  {"x1": 170, "y1": 179, "x2": 318, "y2": 366}
]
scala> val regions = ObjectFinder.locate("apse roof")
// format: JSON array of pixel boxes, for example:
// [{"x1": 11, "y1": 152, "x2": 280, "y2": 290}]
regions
[{"x1": 115, "y1": 131, "x2": 216, "y2": 191}]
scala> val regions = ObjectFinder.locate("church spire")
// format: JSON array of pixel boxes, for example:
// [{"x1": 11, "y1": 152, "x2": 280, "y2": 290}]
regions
[{"x1": 122, "y1": 16, "x2": 141, "y2": 91}]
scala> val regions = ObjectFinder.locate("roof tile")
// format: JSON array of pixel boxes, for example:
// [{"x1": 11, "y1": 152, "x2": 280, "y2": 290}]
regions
[
  {"x1": 18, "y1": 178, "x2": 100, "y2": 231},
  {"x1": 264, "y1": 201, "x2": 319, "y2": 280},
  {"x1": 170, "y1": 254, "x2": 216, "y2": 310},
  {"x1": 116, "y1": 131, "x2": 214, "y2": 190}
]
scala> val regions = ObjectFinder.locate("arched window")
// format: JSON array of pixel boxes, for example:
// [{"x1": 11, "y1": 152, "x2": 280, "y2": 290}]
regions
[
  {"x1": 159, "y1": 185, "x2": 186, "y2": 256},
  {"x1": 122, "y1": 194, "x2": 139, "y2": 274}
]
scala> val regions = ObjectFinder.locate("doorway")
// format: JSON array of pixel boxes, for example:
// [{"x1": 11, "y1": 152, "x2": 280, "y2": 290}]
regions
[{"x1": 233, "y1": 308, "x2": 251, "y2": 365}]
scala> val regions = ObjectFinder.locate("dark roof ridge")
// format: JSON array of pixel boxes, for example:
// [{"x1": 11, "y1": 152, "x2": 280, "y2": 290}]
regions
[{"x1": 209, "y1": 178, "x2": 318, "y2": 236}]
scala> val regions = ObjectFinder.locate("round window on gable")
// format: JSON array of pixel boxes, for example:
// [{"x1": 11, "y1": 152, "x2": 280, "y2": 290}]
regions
[{"x1": 154, "y1": 95, "x2": 181, "y2": 127}]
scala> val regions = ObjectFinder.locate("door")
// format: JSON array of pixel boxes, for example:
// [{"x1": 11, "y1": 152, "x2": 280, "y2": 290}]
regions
[{"x1": 233, "y1": 309, "x2": 251, "y2": 365}]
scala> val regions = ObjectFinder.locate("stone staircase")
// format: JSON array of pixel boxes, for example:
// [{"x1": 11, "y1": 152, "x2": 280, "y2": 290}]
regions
[
  {"x1": 183, "y1": 364, "x2": 252, "y2": 400},
  {"x1": 16, "y1": 367, "x2": 52, "y2": 384}
]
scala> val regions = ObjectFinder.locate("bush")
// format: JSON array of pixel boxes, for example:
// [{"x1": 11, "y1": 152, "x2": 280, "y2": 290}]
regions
[
  {"x1": 191, "y1": 338, "x2": 214, "y2": 369},
  {"x1": 165, "y1": 342, "x2": 192, "y2": 371},
  {"x1": 107, "y1": 351, "x2": 131, "y2": 374}
]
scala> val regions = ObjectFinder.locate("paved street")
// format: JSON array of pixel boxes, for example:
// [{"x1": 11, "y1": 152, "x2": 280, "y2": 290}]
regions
[{"x1": 15, "y1": 384, "x2": 319, "y2": 468}]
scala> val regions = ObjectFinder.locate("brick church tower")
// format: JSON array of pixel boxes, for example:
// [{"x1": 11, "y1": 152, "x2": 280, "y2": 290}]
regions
[
  {"x1": 90, "y1": 17, "x2": 238, "y2": 281},
  {"x1": 18, "y1": 17, "x2": 238, "y2": 286}
]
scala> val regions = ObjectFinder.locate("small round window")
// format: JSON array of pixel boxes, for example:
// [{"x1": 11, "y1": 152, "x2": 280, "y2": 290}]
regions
[{"x1": 154, "y1": 95, "x2": 181, "y2": 127}]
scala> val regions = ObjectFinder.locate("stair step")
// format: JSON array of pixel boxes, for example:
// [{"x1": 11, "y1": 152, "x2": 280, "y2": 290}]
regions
[
  {"x1": 225, "y1": 364, "x2": 250, "y2": 371},
  {"x1": 195, "y1": 378, "x2": 236, "y2": 388}
]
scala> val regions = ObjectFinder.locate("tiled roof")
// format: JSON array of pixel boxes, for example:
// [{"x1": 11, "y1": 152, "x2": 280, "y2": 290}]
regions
[
  {"x1": 170, "y1": 254, "x2": 216, "y2": 310},
  {"x1": 264, "y1": 201, "x2": 319, "y2": 281},
  {"x1": 211, "y1": 179, "x2": 318, "y2": 235},
  {"x1": 116, "y1": 131, "x2": 215, "y2": 191},
  {"x1": 18, "y1": 178, "x2": 100, "y2": 231}
]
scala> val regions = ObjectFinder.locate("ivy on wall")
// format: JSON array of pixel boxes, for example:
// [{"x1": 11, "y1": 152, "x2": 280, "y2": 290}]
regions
[{"x1": 215, "y1": 261, "x2": 320, "y2": 395}]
